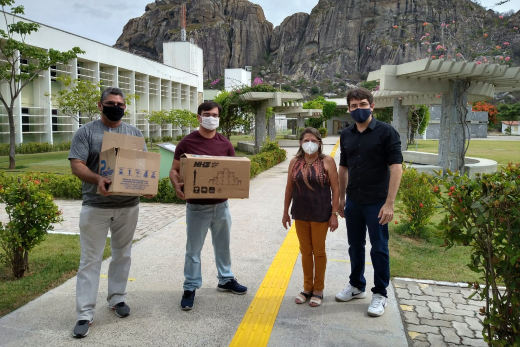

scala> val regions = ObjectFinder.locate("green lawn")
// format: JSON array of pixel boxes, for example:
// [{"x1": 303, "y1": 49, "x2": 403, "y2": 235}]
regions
[
  {"x1": 0, "y1": 234, "x2": 110, "y2": 317},
  {"x1": 389, "y1": 225, "x2": 478, "y2": 283},
  {"x1": 411, "y1": 139, "x2": 520, "y2": 165}
]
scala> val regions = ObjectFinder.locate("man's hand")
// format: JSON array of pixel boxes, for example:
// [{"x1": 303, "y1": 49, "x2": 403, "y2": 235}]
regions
[
  {"x1": 282, "y1": 212, "x2": 291, "y2": 230},
  {"x1": 378, "y1": 201, "x2": 395, "y2": 225},
  {"x1": 97, "y1": 177, "x2": 112, "y2": 197},
  {"x1": 338, "y1": 199, "x2": 346, "y2": 218},
  {"x1": 174, "y1": 182, "x2": 186, "y2": 200}
]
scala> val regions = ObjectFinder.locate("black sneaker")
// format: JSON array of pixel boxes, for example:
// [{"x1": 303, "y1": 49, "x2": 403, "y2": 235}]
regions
[
  {"x1": 72, "y1": 319, "x2": 93, "y2": 338},
  {"x1": 217, "y1": 279, "x2": 247, "y2": 295},
  {"x1": 108, "y1": 302, "x2": 131, "y2": 318},
  {"x1": 181, "y1": 290, "x2": 196, "y2": 311}
]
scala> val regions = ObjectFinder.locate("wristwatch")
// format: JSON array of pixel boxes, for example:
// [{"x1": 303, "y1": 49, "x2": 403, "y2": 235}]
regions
[{"x1": 331, "y1": 211, "x2": 340, "y2": 217}]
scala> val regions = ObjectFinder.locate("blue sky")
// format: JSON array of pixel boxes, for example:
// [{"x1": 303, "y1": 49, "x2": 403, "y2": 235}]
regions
[{"x1": 8, "y1": 0, "x2": 520, "y2": 46}]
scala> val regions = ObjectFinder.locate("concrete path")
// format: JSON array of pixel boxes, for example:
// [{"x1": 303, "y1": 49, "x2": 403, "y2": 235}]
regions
[{"x1": 2, "y1": 135, "x2": 476, "y2": 347}]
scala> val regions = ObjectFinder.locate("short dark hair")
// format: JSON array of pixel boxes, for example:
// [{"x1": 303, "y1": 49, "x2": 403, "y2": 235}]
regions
[
  {"x1": 100, "y1": 87, "x2": 125, "y2": 103},
  {"x1": 346, "y1": 88, "x2": 374, "y2": 107},
  {"x1": 198, "y1": 101, "x2": 222, "y2": 116}
]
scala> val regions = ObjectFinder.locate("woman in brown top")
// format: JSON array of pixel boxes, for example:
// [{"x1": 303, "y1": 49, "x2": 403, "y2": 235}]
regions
[{"x1": 282, "y1": 127, "x2": 340, "y2": 307}]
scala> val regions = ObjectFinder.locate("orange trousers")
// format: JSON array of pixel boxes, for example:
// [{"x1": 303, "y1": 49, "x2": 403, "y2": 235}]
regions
[{"x1": 294, "y1": 220, "x2": 328, "y2": 292}]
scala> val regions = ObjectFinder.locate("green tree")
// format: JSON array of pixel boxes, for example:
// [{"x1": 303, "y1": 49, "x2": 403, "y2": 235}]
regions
[
  {"x1": 374, "y1": 107, "x2": 393, "y2": 124},
  {"x1": 47, "y1": 76, "x2": 138, "y2": 124},
  {"x1": 303, "y1": 96, "x2": 337, "y2": 129},
  {"x1": 497, "y1": 102, "x2": 520, "y2": 135},
  {"x1": 0, "y1": 0, "x2": 84, "y2": 169},
  {"x1": 359, "y1": 81, "x2": 378, "y2": 91},
  {"x1": 214, "y1": 89, "x2": 251, "y2": 139},
  {"x1": 144, "y1": 109, "x2": 172, "y2": 149},
  {"x1": 170, "y1": 108, "x2": 198, "y2": 133},
  {"x1": 0, "y1": 176, "x2": 63, "y2": 278},
  {"x1": 408, "y1": 105, "x2": 430, "y2": 145},
  {"x1": 47, "y1": 76, "x2": 101, "y2": 123}
]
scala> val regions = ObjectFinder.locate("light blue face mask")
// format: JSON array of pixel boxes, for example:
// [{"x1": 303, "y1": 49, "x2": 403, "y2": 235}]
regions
[{"x1": 350, "y1": 108, "x2": 371, "y2": 123}]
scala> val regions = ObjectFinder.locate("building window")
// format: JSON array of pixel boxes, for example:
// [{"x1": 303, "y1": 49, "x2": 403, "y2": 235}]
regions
[
  {"x1": 22, "y1": 115, "x2": 29, "y2": 132},
  {"x1": 22, "y1": 107, "x2": 29, "y2": 114},
  {"x1": 52, "y1": 116, "x2": 58, "y2": 131}
]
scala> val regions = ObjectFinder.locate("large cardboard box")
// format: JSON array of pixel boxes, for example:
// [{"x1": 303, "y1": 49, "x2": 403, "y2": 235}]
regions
[
  {"x1": 98, "y1": 132, "x2": 161, "y2": 196},
  {"x1": 180, "y1": 154, "x2": 250, "y2": 199}
]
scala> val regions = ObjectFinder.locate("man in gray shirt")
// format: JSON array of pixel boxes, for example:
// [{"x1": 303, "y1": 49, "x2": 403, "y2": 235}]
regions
[{"x1": 68, "y1": 87, "x2": 151, "y2": 338}]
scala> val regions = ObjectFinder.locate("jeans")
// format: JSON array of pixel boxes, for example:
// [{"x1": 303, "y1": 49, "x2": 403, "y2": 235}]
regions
[
  {"x1": 184, "y1": 201, "x2": 234, "y2": 291},
  {"x1": 76, "y1": 204, "x2": 139, "y2": 320},
  {"x1": 344, "y1": 197, "x2": 390, "y2": 297}
]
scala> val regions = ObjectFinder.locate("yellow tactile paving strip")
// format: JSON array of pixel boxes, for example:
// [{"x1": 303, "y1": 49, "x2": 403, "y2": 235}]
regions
[{"x1": 229, "y1": 139, "x2": 341, "y2": 347}]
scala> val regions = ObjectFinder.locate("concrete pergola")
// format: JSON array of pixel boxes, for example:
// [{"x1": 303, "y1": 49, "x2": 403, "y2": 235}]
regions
[
  {"x1": 238, "y1": 92, "x2": 321, "y2": 152},
  {"x1": 367, "y1": 58, "x2": 520, "y2": 173}
]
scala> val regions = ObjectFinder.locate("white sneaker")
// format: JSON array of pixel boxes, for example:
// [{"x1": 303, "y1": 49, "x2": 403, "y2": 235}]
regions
[
  {"x1": 367, "y1": 294, "x2": 387, "y2": 317},
  {"x1": 335, "y1": 284, "x2": 367, "y2": 302}
]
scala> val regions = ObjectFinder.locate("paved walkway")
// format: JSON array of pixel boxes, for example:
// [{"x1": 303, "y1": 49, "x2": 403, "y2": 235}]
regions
[
  {"x1": 0, "y1": 201, "x2": 186, "y2": 240},
  {"x1": 393, "y1": 279, "x2": 486, "y2": 347},
  {"x1": 0, "y1": 136, "x2": 488, "y2": 346}
]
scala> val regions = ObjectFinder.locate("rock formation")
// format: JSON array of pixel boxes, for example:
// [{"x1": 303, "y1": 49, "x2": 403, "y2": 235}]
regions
[{"x1": 115, "y1": 0, "x2": 520, "y2": 88}]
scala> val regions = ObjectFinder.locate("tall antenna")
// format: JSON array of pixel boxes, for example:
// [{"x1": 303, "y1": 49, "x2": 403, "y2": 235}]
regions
[{"x1": 181, "y1": 2, "x2": 187, "y2": 42}]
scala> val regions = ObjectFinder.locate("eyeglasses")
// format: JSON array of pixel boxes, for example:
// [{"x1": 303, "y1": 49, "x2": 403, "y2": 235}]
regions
[
  {"x1": 200, "y1": 113, "x2": 219, "y2": 118},
  {"x1": 349, "y1": 102, "x2": 371, "y2": 110},
  {"x1": 103, "y1": 101, "x2": 126, "y2": 108}
]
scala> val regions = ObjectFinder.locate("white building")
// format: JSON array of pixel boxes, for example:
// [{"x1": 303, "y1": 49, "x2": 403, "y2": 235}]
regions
[
  {"x1": 501, "y1": 121, "x2": 520, "y2": 135},
  {"x1": 275, "y1": 115, "x2": 288, "y2": 131},
  {"x1": 225, "y1": 67, "x2": 252, "y2": 91},
  {"x1": 0, "y1": 12, "x2": 203, "y2": 145}
]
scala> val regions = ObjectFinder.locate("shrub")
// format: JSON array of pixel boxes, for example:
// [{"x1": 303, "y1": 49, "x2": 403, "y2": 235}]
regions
[
  {"x1": 250, "y1": 141, "x2": 287, "y2": 178},
  {"x1": 162, "y1": 136, "x2": 174, "y2": 142},
  {"x1": 140, "y1": 177, "x2": 185, "y2": 204},
  {"x1": 0, "y1": 176, "x2": 63, "y2": 278},
  {"x1": 176, "y1": 135, "x2": 186, "y2": 141},
  {"x1": 318, "y1": 127, "x2": 328, "y2": 138},
  {"x1": 0, "y1": 141, "x2": 71, "y2": 156},
  {"x1": 435, "y1": 164, "x2": 520, "y2": 345},
  {"x1": 396, "y1": 165, "x2": 437, "y2": 237}
]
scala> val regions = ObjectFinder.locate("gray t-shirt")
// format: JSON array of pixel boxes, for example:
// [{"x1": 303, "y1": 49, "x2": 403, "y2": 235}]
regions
[{"x1": 68, "y1": 119, "x2": 146, "y2": 208}]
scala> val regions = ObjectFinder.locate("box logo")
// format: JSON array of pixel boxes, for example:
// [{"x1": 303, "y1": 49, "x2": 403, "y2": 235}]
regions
[
  {"x1": 193, "y1": 161, "x2": 211, "y2": 168},
  {"x1": 100, "y1": 160, "x2": 114, "y2": 177}
]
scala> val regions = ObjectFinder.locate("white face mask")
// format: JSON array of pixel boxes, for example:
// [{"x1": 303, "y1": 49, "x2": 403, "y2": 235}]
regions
[
  {"x1": 200, "y1": 116, "x2": 219, "y2": 130},
  {"x1": 302, "y1": 142, "x2": 319, "y2": 155}
]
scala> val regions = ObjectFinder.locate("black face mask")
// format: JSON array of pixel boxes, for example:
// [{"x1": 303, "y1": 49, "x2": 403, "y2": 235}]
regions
[{"x1": 103, "y1": 105, "x2": 125, "y2": 122}]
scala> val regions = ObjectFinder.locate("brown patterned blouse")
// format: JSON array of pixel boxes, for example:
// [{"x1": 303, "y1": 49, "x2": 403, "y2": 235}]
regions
[{"x1": 290, "y1": 156, "x2": 332, "y2": 223}]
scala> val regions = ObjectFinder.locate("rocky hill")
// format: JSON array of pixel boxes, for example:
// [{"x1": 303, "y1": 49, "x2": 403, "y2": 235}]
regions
[{"x1": 115, "y1": 0, "x2": 520, "y2": 97}]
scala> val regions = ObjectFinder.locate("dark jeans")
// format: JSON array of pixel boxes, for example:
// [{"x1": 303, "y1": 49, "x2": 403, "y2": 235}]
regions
[{"x1": 344, "y1": 197, "x2": 390, "y2": 297}]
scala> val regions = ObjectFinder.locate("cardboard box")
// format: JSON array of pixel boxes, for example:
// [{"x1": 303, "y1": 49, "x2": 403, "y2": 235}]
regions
[
  {"x1": 180, "y1": 154, "x2": 250, "y2": 199},
  {"x1": 98, "y1": 132, "x2": 161, "y2": 196}
]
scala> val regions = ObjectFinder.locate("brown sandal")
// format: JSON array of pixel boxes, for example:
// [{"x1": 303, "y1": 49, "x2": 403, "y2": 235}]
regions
[
  {"x1": 295, "y1": 292, "x2": 312, "y2": 304},
  {"x1": 309, "y1": 294, "x2": 323, "y2": 307}
]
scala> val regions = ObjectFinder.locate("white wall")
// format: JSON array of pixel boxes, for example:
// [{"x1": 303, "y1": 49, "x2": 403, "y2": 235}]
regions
[
  {"x1": 225, "y1": 69, "x2": 251, "y2": 91},
  {"x1": 502, "y1": 122, "x2": 520, "y2": 135}
]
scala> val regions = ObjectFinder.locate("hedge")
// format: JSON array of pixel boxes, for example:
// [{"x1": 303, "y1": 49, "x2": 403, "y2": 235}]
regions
[
  {"x1": 0, "y1": 144, "x2": 288, "y2": 203},
  {"x1": 0, "y1": 141, "x2": 72, "y2": 156}
]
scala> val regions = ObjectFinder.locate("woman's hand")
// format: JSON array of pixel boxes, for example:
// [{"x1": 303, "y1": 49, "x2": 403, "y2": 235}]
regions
[
  {"x1": 282, "y1": 212, "x2": 291, "y2": 230},
  {"x1": 329, "y1": 214, "x2": 339, "y2": 232}
]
